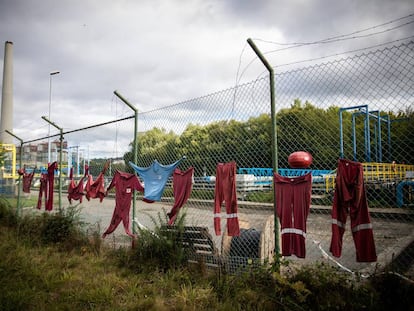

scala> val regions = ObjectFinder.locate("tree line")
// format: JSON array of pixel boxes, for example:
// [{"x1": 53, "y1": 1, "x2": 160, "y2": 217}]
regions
[{"x1": 111, "y1": 100, "x2": 413, "y2": 177}]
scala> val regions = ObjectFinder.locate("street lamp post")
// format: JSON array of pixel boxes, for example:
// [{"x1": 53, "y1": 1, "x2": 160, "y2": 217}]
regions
[{"x1": 48, "y1": 70, "x2": 60, "y2": 164}]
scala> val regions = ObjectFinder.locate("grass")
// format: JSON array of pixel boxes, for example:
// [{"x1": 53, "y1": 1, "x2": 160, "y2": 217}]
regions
[{"x1": 1, "y1": 197, "x2": 413, "y2": 310}]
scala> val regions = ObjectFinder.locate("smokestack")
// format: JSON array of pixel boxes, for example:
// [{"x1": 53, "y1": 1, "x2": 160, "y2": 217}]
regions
[{"x1": 0, "y1": 41, "x2": 14, "y2": 144}]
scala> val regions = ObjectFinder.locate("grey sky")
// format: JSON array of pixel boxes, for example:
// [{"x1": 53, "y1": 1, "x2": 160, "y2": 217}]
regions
[{"x1": 0, "y1": 0, "x2": 413, "y2": 157}]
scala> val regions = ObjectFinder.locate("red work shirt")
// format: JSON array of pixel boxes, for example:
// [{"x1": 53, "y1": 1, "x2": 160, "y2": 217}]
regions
[{"x1": 102, "y1": 171, "x2": 144, "y2": 238}]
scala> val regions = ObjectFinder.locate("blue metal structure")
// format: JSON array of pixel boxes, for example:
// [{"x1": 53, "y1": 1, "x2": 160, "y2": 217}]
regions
[
  {"x1": 396, "y1": 181, "x2": 414, "y2": 207},
  {"x1": 340, "y1": 105, "x2": 410, "y2": 163},
  {"x1": 339, "y1": 105, "x2": 370, "y2": 161},
  {"x1": 352, "y1": 110, "x2": 388, "y2": 162},
  {"x1": 237, "y1": 167, "x2": 333, "y2": 184}
]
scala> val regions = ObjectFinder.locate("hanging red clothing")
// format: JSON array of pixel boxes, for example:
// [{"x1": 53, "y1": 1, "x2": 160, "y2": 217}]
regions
[
  {"x1": 102, "y1": 170, "x2": 144, "y2": 238},
  {"x1": 274, "y1": 172, "x2": 312, "y2": 258},
  {"x1": 330, "y1": 158, "x2": 377, "y2": 262},
  {"x1": 37, "y1": 172, "x2": 48, "y2": 210},
  {"x1": 67, "y1": 167, "x2": 87, "y2": 204},
  {"x1": 85, "y1": 163, "x2": 108, "y2": 202},
  {"x1": 214, "y1": 162, "x2": 240, "y2": 236},
  {"x1": 167, "y1": 167, "x2": 194, "y2": 225},
  {"x1": 45, "y1": 162, "x2": 58, "y2": 211},
  {"x1": 22, "y1": 168, "x2": 35, "y2": 193}
]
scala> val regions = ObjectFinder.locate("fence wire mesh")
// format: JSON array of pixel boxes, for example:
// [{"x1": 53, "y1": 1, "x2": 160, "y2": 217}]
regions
[{"x1": 2, "y1": 41, "x2": 414, "y2": 276}]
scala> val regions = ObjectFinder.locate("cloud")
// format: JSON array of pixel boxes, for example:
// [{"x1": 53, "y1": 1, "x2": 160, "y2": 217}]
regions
[{"x1": 0, "y1": 0, "x2": 413, "y2": 158}]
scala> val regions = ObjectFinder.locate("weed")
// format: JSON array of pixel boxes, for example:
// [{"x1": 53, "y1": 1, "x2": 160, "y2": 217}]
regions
[
  {"x1": 13, "y1": 204, "x2": 92, "y2": 251},
  {"x1": 116, "y1": 210, "x2": 189, "y2": 273},
  {"x1": 288, "y1": 263, "x2": 377, "y2": 310},
  {"x1": 0, "y1": 196, "x2": 18, "y2": 226},
  {"x1": 86, "y1": 222, "x2": 103, "y2": 255},
  {"x1": 215, "y1": 264, "x2": 310, "y2": 310},
  {"x1": 172, "y1": 283, "x2": 216, "y2": 309},
  {"x1": 41, "y1": 211, "x2": 75, "y2": 244}
]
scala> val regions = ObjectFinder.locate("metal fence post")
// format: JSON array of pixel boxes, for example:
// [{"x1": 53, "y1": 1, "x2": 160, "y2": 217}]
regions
[
  {"x1": 114, "y1": 90, "x2": 139, "y2": 234},
  {"x1": 247, "y1": 38, "x2": 280, "y2": 265},
  {"x1": 42, "y1": 116, "x2": 63, "y2": 211}
]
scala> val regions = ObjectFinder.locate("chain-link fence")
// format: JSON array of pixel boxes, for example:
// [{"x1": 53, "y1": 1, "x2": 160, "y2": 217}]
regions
[{"x1": 3, "y1": 41, "x2": 414, "y2": 276}]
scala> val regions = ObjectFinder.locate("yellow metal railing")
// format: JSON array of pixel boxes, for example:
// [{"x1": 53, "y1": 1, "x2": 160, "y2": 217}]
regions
[
  {"x1": 324, "y1": 162, "x2": 414, "y2": 192},
  {"x1": 0, "y1": 143, "x2": 16, "y2": 179},
  {"x1": 325, "y1": 174, "x2": 336, "y2": 193},
  {"x1": 363, "y1": 162, "x2": 414, "y2": 182}
]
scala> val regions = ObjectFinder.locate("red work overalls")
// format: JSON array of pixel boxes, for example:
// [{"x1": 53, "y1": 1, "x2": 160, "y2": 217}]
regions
[
  {"x1": 214, "y1": 162, "x2": 240, "y2": 236},
  {"x1": 274, "y1": 172, "x2": 312, "y2": 258},
  {"x1": 330, "y1": 159, "x2": 377, "y2": 262}
]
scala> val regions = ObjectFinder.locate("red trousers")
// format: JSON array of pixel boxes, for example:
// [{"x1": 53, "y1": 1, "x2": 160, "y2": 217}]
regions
[
  {"x1": 37, "y1": 162, "x2": 57, "y2": 211},
  {"x1": 37, "y1": 173, "x2": 48, "y2": 210},
  {"x1": 330, "y1": 159, "x2": 377, "y2": 262},
  {"x1": 46, "y1": 162, "x2": 58, "y2": 211},
  {"x1": 214, "y1": 162, "x2": 240, "y2": 236},
  {"x1": 274, "y1": 172, "x2": 312, "y2": 258},
  {"x1": 168, "y1": 167, "x2": 194, "y2": 225}
]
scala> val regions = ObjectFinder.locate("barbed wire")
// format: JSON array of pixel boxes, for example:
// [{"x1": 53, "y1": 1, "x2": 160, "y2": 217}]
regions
[
  {"x1": 235, "y1": 13, "x2": 414, "y2": 86},
  {"x1": 255, "y1": 13, "x2": 414, "y2": 47}
]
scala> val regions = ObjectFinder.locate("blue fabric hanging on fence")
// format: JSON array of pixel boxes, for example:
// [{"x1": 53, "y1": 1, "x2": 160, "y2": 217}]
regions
[{"x1": 129, "y1": 158, "x2": 184, "y2": 202}]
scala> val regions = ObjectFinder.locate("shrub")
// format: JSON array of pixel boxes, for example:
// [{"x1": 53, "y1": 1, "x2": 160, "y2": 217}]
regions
[
  {"x1": 209, "y1": 264, "x2": 310, "y2": 310},
  {"x1": 14, "y1": 205, "x2": 90, "y2": 251},
  {"x1": 41, "y1": 206, "x2": 90, "y2": 250},
  {"x1": 0, "y1": 197, "x2": 18, "y2": 226},
  {"x1": 115, "y1": 211, "x2": 188, "y2": 273},
  {"x1": 287, "y1": 263, "x2": 377, "y2": 310}
]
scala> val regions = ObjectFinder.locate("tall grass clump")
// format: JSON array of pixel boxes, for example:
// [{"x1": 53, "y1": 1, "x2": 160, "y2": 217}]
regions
[
  {"x1": 287, "y1": 263, "x2": 377, "y2": 310},
  {"x1": 209, "y1": 264, "x2": 310, "y2": 310},
  {"x1": 40, "y1": 205, "x2": 84, "y2": 244},
  {"x1": 114, "y1": 211, "x2": 189, "y2": 273},
  {"x1": 0, "y1": 197, "x2": 99, "y2": 253},
  {"x1": 14, "y1": 204, "x2": 93, "y2": 252},
  {"x1": 0, "y1": 196, "x2": 18, "y2": 226}
]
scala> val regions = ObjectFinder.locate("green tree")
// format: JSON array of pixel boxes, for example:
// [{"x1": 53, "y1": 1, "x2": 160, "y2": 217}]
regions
[
  {"x1": 236, "y1": 114, "x2": 272, "y2": 168},
  {"x1": 88, "y1": 158, "x2": 110, "y2": 176},
  {"x1": 277, "y1": 99, "x2": 339, "y2": 170},
  {"x1": 176, "y1": 123, "x2": 211, "y2": 176},
  {"x1": 121, "y1": 101, "x2": 413, "y2": 178},
  {"x1": 388, "y1": 107, "x2": 414, "y2": 164},
  {"x1": 124, "y1": 127, "x2": 180, "y2": 170}
]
